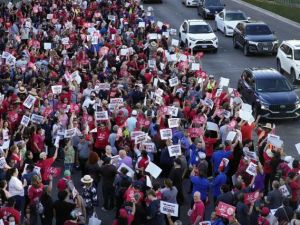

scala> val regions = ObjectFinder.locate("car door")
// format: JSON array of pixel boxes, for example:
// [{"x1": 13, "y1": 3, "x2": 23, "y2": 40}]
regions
[
  {"x1": 217, "y1": 12, "x2": 225, "y2": 31},
  {"x1": 279, "y1": 44, "x2": 288, "y2": 72},
  {"x1": 284, "y1": 46, "x2": 293, "y2": 73}
]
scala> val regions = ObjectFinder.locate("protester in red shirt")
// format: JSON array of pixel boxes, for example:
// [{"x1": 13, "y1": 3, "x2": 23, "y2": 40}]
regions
[
  {"x1": 189, "y1": 191, "x2": 205, "y2": 225},
  {"x1": 0, "y1": 197, "x2": 21, "y2": 225},
  {"x1": 31, "y1": 127, "x2": 45, "y2": 162},
  {"x1": 35, "y1": 147, "x2": 58, "y2": 182},
  {"x1": 94, "y1": 121, "x2": 111, "y2": 158}
]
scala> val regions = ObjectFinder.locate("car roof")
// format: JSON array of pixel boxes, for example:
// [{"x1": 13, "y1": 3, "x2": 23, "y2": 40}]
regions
[
  {"x1": 240, "y1": 21, "x2": 266, "y2": 26},
  {"x1": 282, "y1": 40, "x2": 300, "y2": 49},
  {"x1": 247, "y1": 68, "x2": 284, "y2": 79},
  {"x1": 185, "y1": 19, "x2": 207, "y2": 25}
]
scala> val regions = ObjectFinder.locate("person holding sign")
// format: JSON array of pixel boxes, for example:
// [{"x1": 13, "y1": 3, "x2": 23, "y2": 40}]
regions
[
  {"x1": 146, "y1": 190, "x2": 166, "y2": 225},
  {"x1": 36, "y1": 147, "x2": 58, "y2": 183}
]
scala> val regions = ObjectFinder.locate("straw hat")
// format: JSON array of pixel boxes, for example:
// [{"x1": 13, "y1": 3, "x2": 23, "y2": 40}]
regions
[
  {"x1": 18, "y1": 86, "x2": 27, "y2": 94},
  {"x1": 80, "y1": 175, "x2": 93, "y2": 183},
  {"x1": 39, "y1": 152, "x2": 47, "y2": 159},
  {"x1": 28, "y1": 88, "x2": 38, "y2": 96},
  {"x1": 150, "y1": 41, "x2": 157, "y2": 48},
  {"x1": 262, "y1": 123, "x2": 273, "y2": 130}
]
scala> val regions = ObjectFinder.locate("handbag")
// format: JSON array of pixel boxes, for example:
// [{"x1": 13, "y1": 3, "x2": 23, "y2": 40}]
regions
[{"x1": 88, "y1": 212, "x2": 101, "y2": 225}]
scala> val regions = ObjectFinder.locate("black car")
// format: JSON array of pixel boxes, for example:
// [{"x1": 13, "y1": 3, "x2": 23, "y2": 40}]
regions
[
  {"x1": 237, "y1": 68, "x2": 300, "y2": 119},
  {"x1": 197, "y1": 0, "x2": 225, "y2": 19},
  {"x1": 233, "y1": 21, "x2": 279, "y2": 56}
]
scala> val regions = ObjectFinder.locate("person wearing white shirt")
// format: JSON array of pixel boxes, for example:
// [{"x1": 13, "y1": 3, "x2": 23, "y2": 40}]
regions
[
  {"x1": 125, "y1": 110, "x2": 138, "y2": 133},
  {"x1": 82, "y1": 92, "x2": 96, "y2": 110},
  {"x1": 82, "y1": 82, "x2": 94, "y2": 100},
  {"x1": 8, "y1": 168, "x2": 26, "y2": 211}
]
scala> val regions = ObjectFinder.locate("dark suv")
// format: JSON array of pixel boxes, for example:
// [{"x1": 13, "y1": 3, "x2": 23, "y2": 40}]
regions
[
  {"x1": 237, "y1": 68, "x2": 300, "y2": 119},
  {"x1": 233, "y1": 21, "x2": 278, "y2": 56},
  {"x1": 197, "y1": 0, "x2": 225, "y2": 19}
]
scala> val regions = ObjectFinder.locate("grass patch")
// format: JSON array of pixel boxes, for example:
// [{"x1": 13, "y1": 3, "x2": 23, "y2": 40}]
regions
[{"x1": 242, "y1": 0, "x2": 300, "y2": 23}]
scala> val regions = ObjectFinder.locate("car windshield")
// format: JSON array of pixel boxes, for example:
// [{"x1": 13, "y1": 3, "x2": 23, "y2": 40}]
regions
[
  {"x1": 245, "y1": 25, "x2": 272, "y2": 35},
  {"x1": 225, "y1": 12, "x2": 246, "y2": 21},
  {"x1": 256, "y1": 78, "x2": 292, "y2": 92},
  {"x1": 189, "y1": 25, "x2": 212, "y2": 34},
  {"x1": 294, "y1": 49, "x2": 300, "y2": 60},
  {"x1": 206, "y1": 0, "x2": 222, "y2": 6}
]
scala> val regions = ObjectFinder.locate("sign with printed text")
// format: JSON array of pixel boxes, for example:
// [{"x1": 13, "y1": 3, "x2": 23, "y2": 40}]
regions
[
  {"x1": 44, "y1": 42, "x2": 52, "y2": 50},
  {"x1": 118, "y1": 163, "x2": 135, "y2": 178},
  {"x1": 167, "y1": 144, "x2": 181, "y2": 157},
  {"x1": 188, "y1": 128, "x2": 204, "y2": 138},
  {"x1": 226, "y1": 131, "x2": 237, "y2": 142},
  {"x1": 160, "y1": 201, "x2": 179, "y2": 217},
  {"x1": 110, "y1": 98, "x2": 123, "y2": 104},
  {"x1": 135, "y1": 133, "x2": 147, "y2": 144},
  {"x1": 45, "y1": 167, "x2": 61, "y2": 179},
  {"x1": 96, "y1": 83, "x2": 110, "y2": 90},
  {"x1": 23, "y1": 95, "x2": 36, "y2": 109},
  {"x1": 243, "y1": 148, "x2": 258, "y2": 161},
  {"x1": 206, "y1": 122, "x2": 219, "y2": 131},
  {"x1": 246, "y1": 162, "x2": 257, "y2": 176},
  {"x1": 169, "y1": 77, "x2": 179, "y2": 87},
  {"x1": 160, "y1": 128, "x2": 172, "y2": 140},
  {"x1": 215, "y1": 202, "x2": 236, "y2": 220},
  {"x1": 171, "y1": 39, "x2": 179, "y2": 46},
  {"x1": 64, "y1": 128, "x2": 76, "y2": 138},
  {"x1": 167, "y1": 106, "x2": 179, "y2": 117},
  {"x1": 131, "y1": 131, "x2": 145, "y2": 140},
  {"x1": 22, "y1": 163, "x2": 41, "y2": 175},
  {"x1": 279, "y1": 185, "x2": 290, "y2": 197},
  {"x1": 191, "y1": 63, "x2": 200, "y2": 71},
  {"x1": 145, "y1": 162, "x2": 162, "y2": 179},
  {"x1": 0, "y1": 157, "x2": 7, "y2": 169},
  {"x1": 51, "y1": 85, "x2": 62, "y2": 94},
  {"x1": 31, "y1": 114, "x2": 44, "y2": 124},
  {"x1": 168, "y1": 118, "x2": 180, "y2": 128},
  {"x1": 95, "y1": 111, "x2": 109, "y2": 121},
  {"x1": 143, "y1": 143, "x2": 155, "y2": 153},
  {"x1": 21, "y1": 115, "x2": 31, "y2": 127},
  {"x1": 244, "y1": 191, "x2": 260, "y2": 204}
]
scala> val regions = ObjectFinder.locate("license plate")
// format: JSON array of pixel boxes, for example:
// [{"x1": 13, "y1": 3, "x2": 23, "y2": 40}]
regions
[
  {"x1": 263, "y1": 47, "x2": 268, "y2": 51},
  {"x1": 202, "y1": 45, "x2": 207, "y2": 48}
]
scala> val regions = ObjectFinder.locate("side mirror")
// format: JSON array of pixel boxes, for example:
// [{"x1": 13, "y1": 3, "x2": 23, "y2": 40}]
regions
[
  {"x1": 286, "y1": 55, "x2": 292, "y2": 59},
  {"x1": 247, "y1": 17, "x2": 251, "y2": 20}
]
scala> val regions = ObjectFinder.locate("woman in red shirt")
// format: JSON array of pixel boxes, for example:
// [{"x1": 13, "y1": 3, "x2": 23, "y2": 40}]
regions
[
  {"x1": 31, "y1": 127, "x2": 45, "y2": 162},
  {"x1": 94, "y1": 121, "x2": 111, "y2": 158}
]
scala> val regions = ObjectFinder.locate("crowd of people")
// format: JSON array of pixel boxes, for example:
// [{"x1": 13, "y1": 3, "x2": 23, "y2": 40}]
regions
[{"x1": 0, "y1": 0, "x2": 299, "y2": 225}]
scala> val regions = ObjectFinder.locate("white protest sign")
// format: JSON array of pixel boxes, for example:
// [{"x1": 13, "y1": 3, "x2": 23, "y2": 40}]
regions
[
  {"x1": 267, "y1": 134, "x2": 283, "y2": 148},
  {"x1": 168, "y1": 106, "x2": 179, "y2": 117},
  {"x1": 219, "y1": 77, "x2": 230, "y2": 88},
  {"x1": 295, "y1": 143, "x2": 300, "y2": 155},
  {"x1": 169, "y1": 29, "x2": 177, "y2": 36},
  {"x1": 169, "y1": 77, "x2": 179, "y2": 87},
  {"x1": 162, "y1": 32, "x2": 169, "y2": 38},
  {"x1": 171, "y1": 39, "x2": 179, "y2": 46},
  {"x1": 96, "y1": 83, "x2": 110, "y2": 90},
  {"x1": 199, "y1": 222, "x2": 211, "y2": 225},
  {"x1": 61, "y1": 37, "x2": 69, "y2": 45},
  {"x1": 207, "y1": 122, "x2": 219, "y2": 131},
  {"x1": 21, "y1": 115, "x2": 30, "y2": 127},
  {"x1": 31, "y1": 114, "x2": 44, "y2": 124},
  {"x1": 146, "y1": 175, "x2": 152, "y2": 188},
  {"x1": 0, "y1": 157, "x2": 7, "y2": 169},
  {"x1": 71, "y1": 70, "x2": 82, "y2": 84},
  {"x1": 160, "y1": 201, "x2": 179, "y2": 217},
  {"x1": 148, "y1": 59, "x2": 156, "y2": 69},
  {"x1": 6, "y1": 54, "x2": 16, "y2": 66},
  {"x1": 138, "y1": 22, "x2": 145, "y2": 28},
  {"x1": 143, "y1": 143, "x2": 155, "y2": 153},
  {"x1": 155, "y1": 88, "x2": 164, "y2": 97},
  {"x1": 246, "y1": 162, "x2": 257, "y2": 176},
  {"x1": 153, "y1": 78, "x2": 158, "y2": 87},
  {"x1": 168, "y1": 118, "x2": 180, "y2": 128},
  {"x1": 135, "y1": 133, "x2": 147, "y2": 144},
  {"x1": 131, "y1": 131, "x2": 145, "y2": 141},
  {"x1": 145, "y1": 161, "x2": 162, "y2": 179},
  {"x1": 179, "y1": 54, "x2": 187, "y2": 62},
  {"x1": 1, "y1": 140, "x2": 10, "y2": 150},
  {"x1": 160, "y1": 128, "x2": 172, "y2": 140},
  {"x1": 157, "y1": 21, "x2": 163, "y2": 28},
  {"x1": 51, "y1": 85, "x2": 62, "y2": 94},
  {"x1": 239, "y1": 110, "x2": 254, "y2": 123},
  {"x1": 148, "y1": 33, "x2": 158, "y2": 40},
  {"x1": 95, "y1": 111, "x2": 109, "y2": 121},
  {"x1": 279, "y1": 185, "x2": 290, "y2": 197},
  {"x1": 107, "y1": 15, "x2": 115, "y2": 21},
  {"x1": 243, "y1": 148, "x2": 258, "y2": 161},
  {"x1": 2, "y1": 51, "x2": 10, "y2": 59},
  {"x1": 47, "y1": 14, "x2": 53, "y2": 19},
  {"x1": 64, "y1": 128, "x2": 76, "y2": 138},
  {"x1": 215, "y1": 89, "x2": 222, "y2": 98},
  {"x1": 241, "y1": 103, "x2": 252, "y2": 112},
  {"x1": 118, "y1": 163, "x2": 135, "y2": 178},
  {"x1": 191, "y1": 63, "x2": 200, "y2": 71},
  {"x1": 120, "y1": 48, "x2": 129, "y2": 56},
  {"x1": 167, "y1": 145, "x2": 181, "y2": 157},
  {"x1": 54, "y1": 136, "x2": 60, "y2": 148},
  {"x1": 226, "y1": 131, "x2": 237, "y2": 142},
  {"x1": 110, "y1": 98, "x2": 124, "y2": 104},
  {"x1": 23, "y1": 95, "x2": 36, "y2": 109},
  {"x1": 44, "y1": 42, "x2": 52, "y2": 50}
]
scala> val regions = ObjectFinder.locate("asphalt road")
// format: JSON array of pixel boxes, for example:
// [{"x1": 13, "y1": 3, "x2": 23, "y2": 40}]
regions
[{"x1": 148, "y1": 0, "x2": 300, "y2": 158}]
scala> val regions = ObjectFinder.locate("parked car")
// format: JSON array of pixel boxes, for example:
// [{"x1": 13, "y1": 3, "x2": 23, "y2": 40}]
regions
[
  {"x1": 215, "y1": 10, "x2": 248, "y2": 36},
  {"x1": 237, "y1": 68, "x2": 300, "y2": 119},
  {"x1": 233, "y1": 21, "x2": 279, "y2": 56},
  {"x1": 182, "y1": 0, "x2": 198, "y2": 7},
  {"x1": 197, "y1": 0, "x2": 225, "y2": 19},
  {"x1": 276, "y1": 40, "x2": 300, "y2": 84},
  {"x1": 179, "y1": 19, "x2": 218, "y2": 52}
]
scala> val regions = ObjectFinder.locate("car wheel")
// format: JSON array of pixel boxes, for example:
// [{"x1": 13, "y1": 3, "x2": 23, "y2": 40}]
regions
[
  {"x1": 277, "y1": 59, "x2": 283, "y2": 74},
  {"x1": 243, "y1": 44, "x2": 250, "y2": 56},
  {"x1": 290, "y1": 68, "x2": 296, "y2": 84},
  {"x1": 233, "y1": 36, "x2": 238, "y2": 49},
  {"x1": 223, "y1": 27, "x2": 227, "y2": 36}
]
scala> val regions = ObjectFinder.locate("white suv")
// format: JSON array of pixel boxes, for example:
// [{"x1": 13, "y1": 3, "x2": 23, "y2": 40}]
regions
[
  {"x1": 179, "y1": 19, "x2": 218, "y2": 53},
  {"x1": 277, "y1": 40, "x2": 300, "y2": 84}
]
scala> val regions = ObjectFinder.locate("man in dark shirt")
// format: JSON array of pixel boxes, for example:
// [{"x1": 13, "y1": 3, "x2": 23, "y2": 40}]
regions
[
  {"x1": 274, "y1": 198, "x2": 294, "y2": 224},
  {"x1": 216, "y1": 184, "x2": 234, "y2": 205},
  {"x1": 265, "y1": 181, "x2": 283, "y2": 209},
  {"x1": 100, "y1": 157, "x2": 117, "y2": 211},
  {"x1": 169, "y1": 158, "x2": 184, "y2": 205},
  {"x1": 54, "y1": 191, "x2": 79, "y2": 225}
]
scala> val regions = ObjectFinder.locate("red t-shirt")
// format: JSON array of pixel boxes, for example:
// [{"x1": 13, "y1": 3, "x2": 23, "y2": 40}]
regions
[
  {"x1": 241, "y1": 123, "x2": 255, "y2": 142},
  {"x1": 112, "y1": 215, "x2": 134, "y2": 225},
  {"x1": 124, "y1": 187, "x2": 144, "y2": 203},
  {"x1": 0, "y1": 207, "x2": 21, "y2": 225},
  {"x1": 190, "y1": 201, "x2": 205, "y2": 224},
  {"x1": 31, "y1": 134, "x2": 45, "y2": 153},
  {"x1": 36, "y1": 157, "x2": 55, "y2": 181},
  {"x1": 137, "y1": 157, "x2": 149, "y2": 170},
  {"x1": 63, "y1": 221, "x2": 79, "y2": 225},
  {"x1": 94, "y1": 128, "x2": 110, "y2": 149},
  {"x1": 288, "y1": 180, "x2": 299, "y2": 202},
  {"x1": 28, "y1": 184, "x2": 44, "y2": 204}
]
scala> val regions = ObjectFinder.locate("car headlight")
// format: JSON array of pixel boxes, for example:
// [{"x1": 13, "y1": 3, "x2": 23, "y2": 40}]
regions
[
  {"x1": 205, "y1": 8, "x2": 210, "y2": 13},
  {"x1": 189, "y1": 37, "x2": 197, "y2": 41},
  {"x1": 296, "y1": 101, "x2": 300, "y2": 109},
  {"x1": 212, "y1": 37, "x2": 218, "y2": 41},
  {"x1": 226, "y1": 25, "x2": 233, "y2": 29},
  {"x1": 257, "y1": 99, "x2": 269, "y2": 109},
  {"x1": 248, "y1": 41, "x2": 258, "y2": 45}
]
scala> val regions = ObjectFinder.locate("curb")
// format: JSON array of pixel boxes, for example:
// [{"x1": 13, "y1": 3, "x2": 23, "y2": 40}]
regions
[{"x1": 230, "y1": 0, "x2": 300, "y2": 29}]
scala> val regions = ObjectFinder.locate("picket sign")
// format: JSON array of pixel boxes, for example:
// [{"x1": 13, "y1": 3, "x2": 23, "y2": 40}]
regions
[
  {"x1": 246, "y1": 162, "x2": 257, "y2": 176},
  {"x1": 145, "y1": 162, "x2": 162, "y2": 179},
  {"x1": 160, "y1": 129, "x2": 172, "y2": 140},
  {"x1": 167, "y1": 145, "x2": 181, "y2": 157},
  {"x1": 160, "y1": 201, "x2": 179, "y2": 217}
]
